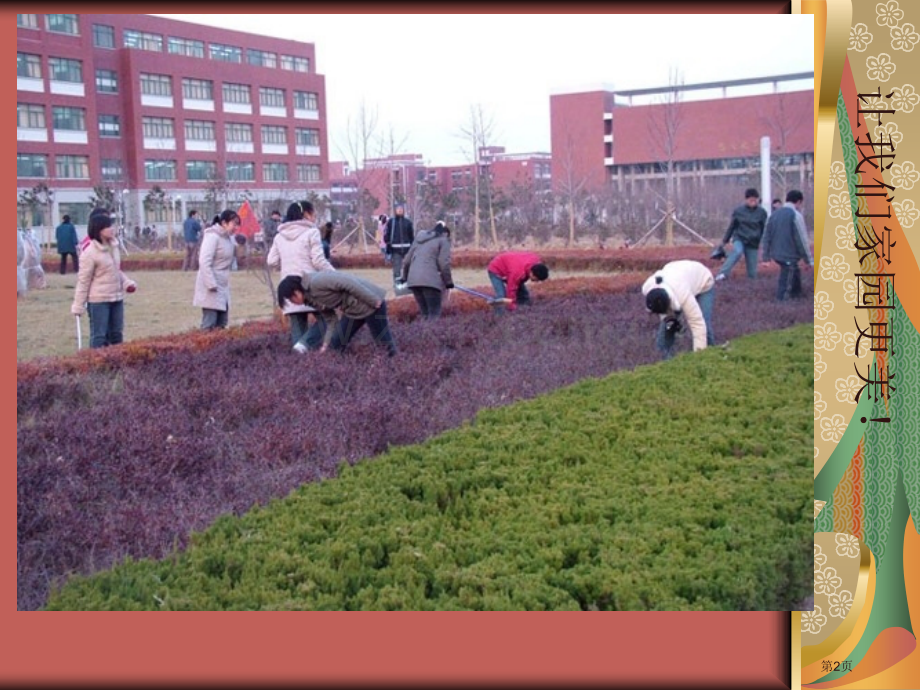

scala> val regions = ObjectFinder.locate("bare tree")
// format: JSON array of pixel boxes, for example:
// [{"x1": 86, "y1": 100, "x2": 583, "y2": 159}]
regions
[
  {"x1": 556, "y1": 128, "x2": 588, "y2": 247},
  {"x1": 18, "y1": 182, "x2": 55, "y2": 248},
  {"x1": 375, "y1": 124, "x2": 411, "y2": 214},
  {"x1": 338, "y1": 100, "x2": 380, "y2": 252},
  {"x1": 644, "y1": 67, "x2": 685, "y2": 246},
  {"x1": 458, "y1": 105, "x2": 499, "y2": 248},
  {"x1": 759, "y1": 91, "x2": 809, "y2": 200}
]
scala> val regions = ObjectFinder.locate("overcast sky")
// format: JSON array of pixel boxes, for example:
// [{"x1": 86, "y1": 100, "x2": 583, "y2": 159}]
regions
[{"x1": 153, "y1": 14, "x2": 814, "y2": 167}]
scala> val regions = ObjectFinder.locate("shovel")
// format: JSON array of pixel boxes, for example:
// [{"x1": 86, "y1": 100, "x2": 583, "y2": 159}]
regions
[
  {"x1": 75, "y1": 314, "x2": 83, "y2": 351},
  {"x1": 453, "y1": 285, "x2": 511, "y2": 306}
]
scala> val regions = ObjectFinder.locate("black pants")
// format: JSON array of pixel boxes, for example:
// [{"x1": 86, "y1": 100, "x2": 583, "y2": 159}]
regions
[
  {"x1": 774, "y1": 260, "x2": 803, "y2": 300},
  {"x1": 330, "y1": 301, "x2": 397, "y2": 356},
  {"x1": 411, "y1": 286, "x2": 443, "y2": 319},
  {"x1": 59, "y1": 252, "x2": 78, "y2": 275}
]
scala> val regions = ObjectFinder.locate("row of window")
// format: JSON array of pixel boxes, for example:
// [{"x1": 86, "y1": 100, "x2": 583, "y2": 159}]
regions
[
  {"x1": 17, "y1": 14, "x2": 311, "y2": 72},
  {"x1": 18, "y1": 104, "x2": 321, "y2": 147},
  {"x1": 17, "y1": 153, "x2": 322, "y2": 183},
  {"x1": 18, "y1": 55, "x2": 321, "y2": 112},
  {"x1": 610, "y1": 155, "x2": 810, "y2": 176}
]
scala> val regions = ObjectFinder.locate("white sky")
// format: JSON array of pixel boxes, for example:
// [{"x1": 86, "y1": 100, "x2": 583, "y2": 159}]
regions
[{"x1": 153, "y1": 14, "x2": 814, "y2": 167}]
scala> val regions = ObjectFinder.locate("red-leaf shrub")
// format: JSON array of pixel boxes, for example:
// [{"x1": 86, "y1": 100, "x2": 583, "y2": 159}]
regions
[{"x1": 17, "y1": 273, "x2": 812, "y2": 610}]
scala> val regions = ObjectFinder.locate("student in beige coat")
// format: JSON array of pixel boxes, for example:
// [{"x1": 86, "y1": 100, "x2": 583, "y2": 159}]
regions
[
  {"x1": 193, "y1": 209, "x2": 240, "y2": 330},
  {"x1": 71, "y1": 213, "x2": 137, "y2": 348},
  {"x1": 642, "y1": 260, "x2": 716, "y2": 360},
  {"x1": 267, "y1": 200, "x2": 335, "y2": 353}
]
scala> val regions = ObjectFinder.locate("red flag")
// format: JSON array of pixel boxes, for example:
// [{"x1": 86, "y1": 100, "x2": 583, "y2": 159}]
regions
[{"x1": 236, "y1": 200, "x2": 260, "y2": 239}]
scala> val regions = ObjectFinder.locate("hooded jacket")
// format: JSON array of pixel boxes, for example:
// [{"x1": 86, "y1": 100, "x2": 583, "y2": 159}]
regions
[
  {"x1": 267, "y1": 219, "x2": 336, "y2": 314},
  {"x1": 193, "y1": 224, "x2": 235, "y2": 311},
  {"x1": 71, "y1": 238, "x2": 135, "y2": 313},
  {"x1": 400, "y1": 226, "x2": 453, "y2": 290},
  {"x1": 641, "y1": 260, "x2": 714, "y2": 352}
]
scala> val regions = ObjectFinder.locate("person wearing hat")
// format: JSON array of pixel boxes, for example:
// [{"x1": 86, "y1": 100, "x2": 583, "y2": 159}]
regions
[
  {"x1": 642, "y1": 260, "x2": 715, "y2": 359},
  {"x1": 714, "y1": 188, "x2": 768, "y2": 281},
  {"x1": 399, "y1": 220, "x2": 454, "y2": 319},
  {"x1": 383, "y1": 202, "x2": 414, "y2": 286}
]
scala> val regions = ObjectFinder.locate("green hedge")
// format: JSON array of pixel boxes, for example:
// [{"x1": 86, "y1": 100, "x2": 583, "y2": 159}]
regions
[{"x1": 46, "y1": 325, "x2": 814, "y2": 611}]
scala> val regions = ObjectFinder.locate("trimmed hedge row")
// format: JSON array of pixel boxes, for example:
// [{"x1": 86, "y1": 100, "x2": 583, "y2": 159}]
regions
[{"x1": 45, "y1": 325, "x2": 814, "y2": 611}]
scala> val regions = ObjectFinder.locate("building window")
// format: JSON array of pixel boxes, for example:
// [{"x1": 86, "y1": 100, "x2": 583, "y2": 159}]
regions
[
  {"x1": 52, "y1": 106, "x2": 86, "y2": 131},
  {"x1": 17, "y1": 153, "x2": 48, "y2": 178},
  {"x1": 17, "y1": 104, "x2": 45, "y2": 129},
  {"x1": 280, "y1": 55, "x2": 309, "y2": 72},
  {"x1": 186, "y1": 160, "x2": 217, "y2": 181},
  {"x1": 263, "y1": 163, "x2": 289, "y2": 182},
  {"x1": 222, "y1": 83, "x2": 251, "y2": 104},
  {"x1": 46, "y1": 14, "x2": 80, "y2": 35},
  {"x1": 209, "y1": 43, "x2": 242, "y2": 63},
  {"x1": 725, "y1": 157, "x2": 747, "y2": 170},
  {"x1": 145, "y1": 160, "x2": 177, "y2": 181},
  {"x1": 168, "y1": 36, "x2": 205, "y2": 58},
  {"x1": 95, "y1": 69, "x2": 118, "y2": 94},
  {"x1": 99, "y1": 114, "x2": 120, "y2": 137},
  {"x1": 48, "y1": 57, "x2": 83, "y2": 83},
  {"x1": 17, "y1": 14, "x2": 39, "y2": 29},
  {"x1": 56, "y1": 155, "x2": 90, "y2": 179},
  {"x1": 124, "y1": 30, "x2": 163, "y2": 51},
  {"x1": 226, "y1": 123, "x2": 254, "y2": 143},
  {"x1": 93, "y1": 23, "x2": 115, "y2": 48},
  {"x1": 227, "y1": 162, "x2": 255, "y2": 182},
  {"x1": 17, "y1": 53, "x2": 42, "y2": 79},
  {"x1": 295, "y1": 128, "x2": 320, "y2": 147},
  {"x1": 185, "y1": 120, "x2": 216, "y2": 141},
  {"x1": 101, "y1": 159, "x2": 123, "y2": 181},
  {"x1": 260, "y1": 87, "x2": 285, "y2": 108},
  {"x1": 247, "y1": 49, "x2": 277, "y2": 68},
  {"x1": 261, "y1": 125, "x2": 287, "y2": 145},
  {"x1": 140, "y1": 73, "x2": 172, "y2": 97},
  {"x1": 297, "y1": 164, "x2": 321, "y2": 183},
  {"x1": 293, "y1": 91, "x2": 318, "y2": 110},
  {"x1": 142, "y1": 117, "x2": 175, "y2": 139},
  {"x1": 182, "y1": 78, "x2": 214, "y2": 101},
  {"x1": 58, "y1": 203, "x2": 92, "y2": 226}
]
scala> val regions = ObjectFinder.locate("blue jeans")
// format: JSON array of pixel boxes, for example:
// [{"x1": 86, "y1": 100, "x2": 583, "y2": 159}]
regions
[
  {"x1": 201, "y1": 308, "x2": 228, "y2": 330},
  {"x1": 289, "y1": 312, "x2": 326, "y2": 350},
  {"x1": 718, "y1": 239, "x2": 759, "y2": 279},
  {"x1": 488, "y1": 271, "x2": 531, "y2": 313},
  {"x1": 774, "y1": 260, "x2": 803, "y2": 300},
  {"x1": 87, "y1": 301, "x2": 124, "y2": 349},
  {"x1": 329, "y1": 301, "x2": 397, "y2": 356},
  {"x1": 655, "y1": 289, "x2": 715, "y2": 359}
]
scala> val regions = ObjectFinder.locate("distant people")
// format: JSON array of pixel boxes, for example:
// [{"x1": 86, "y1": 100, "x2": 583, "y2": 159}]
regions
[
  {"x1": 714, "y1": 188, "x2": 768, "y2": 281},
  {"x1": 772, "y1": 198, "x2": 783, "y2": 212},
  {"x1": 384, "y1": 203, "x2": 414, "y2": 285},
  {"x1": 761, "y1": 189, "x2": 814, "y2": 301},
  {"x1": 262, "y1": 209, "x2": 282, "y2": 250},
  {"x1": 400, "y1": 220, "x2": 454, "y2": 319},
  {"x1": 486, "y1": 251, "x2": 549, "y2": 313},
  {"x1": 277, "y1": 271, "x2": 397, "y2": 357},
  {"x1": 642, "y1": 260, "x2": 715, "y2": 360},
  {"x1": 267, "y1": 200, "x2": 336, "y2": 353},
  {"x1": 70, "y1": 213, "x2": 137, "y2": 349},
  {"x1": 321, "y1": 221, "x2": 334, "y2": 262},
  {"x1": 182, "y1": 210, "x2": 203, "y2": 271},
  {"x1": 193, "y1": 210, "x2": 241, "y2": 330},
  {"x1": 55, "y1": 214, "x2": 79, "y2": 275},
  {"x1": 376, "y1": 214, "x2": 389, "y2": 258}
]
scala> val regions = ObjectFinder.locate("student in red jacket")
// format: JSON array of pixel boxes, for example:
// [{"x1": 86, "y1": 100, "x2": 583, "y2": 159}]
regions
[{"x1": 486, "y1": 252, "x2": 549, "y2": 312}]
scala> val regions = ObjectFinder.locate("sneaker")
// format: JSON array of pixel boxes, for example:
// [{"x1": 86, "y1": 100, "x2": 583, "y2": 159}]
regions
[
  {"x1": 293, "y1": 342, "x2": 308, "y2": 355},
  {"x1": 715, "y1": 273, "x2": 726, "y2": 282}
]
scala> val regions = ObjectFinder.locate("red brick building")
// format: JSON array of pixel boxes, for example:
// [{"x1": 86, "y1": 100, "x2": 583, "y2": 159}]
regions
[
  {"x1": 16, "y1": 12, "x2": 328, "y2": 232},
  {"x1": 550, "y1": 73, "x2": 814, "y2": 198}
]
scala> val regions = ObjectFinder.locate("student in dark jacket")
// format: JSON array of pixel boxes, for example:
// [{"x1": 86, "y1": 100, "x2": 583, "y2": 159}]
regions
[
  {"x1": 715, "y1": 188, "x2": 768, "y2": 281},
  {"x1": 761, "y1": 189, "x2": 814, "y2": 301},
  {"x1": 383, "y1": 202, "x2": 414, "y2": 285},
  {"x1": 400, "y1": 221, "x2": 454, "y2": 319},
  {"x1": 182, "y1": 210, "x2": 203, "y2": 271},
  {"x1": 56, "y1": 215, "x2": 79, "y2": 274},
  {"x1": 277, "y1": 271, "x2": 397, "y2": 356},
  {"x1": 320, "y1": 221, "x2": 334, "y2": 262}
]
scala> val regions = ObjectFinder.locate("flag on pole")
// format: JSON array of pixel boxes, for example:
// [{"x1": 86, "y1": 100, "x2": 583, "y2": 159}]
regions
[{"x1": 236, "y1": 200, "x2": 260, "y2": 239}]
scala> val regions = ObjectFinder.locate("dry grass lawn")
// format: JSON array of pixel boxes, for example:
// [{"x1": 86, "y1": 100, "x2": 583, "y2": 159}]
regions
[{"x1": 18, "y1": 265, "x2": 609, "y2": 361}]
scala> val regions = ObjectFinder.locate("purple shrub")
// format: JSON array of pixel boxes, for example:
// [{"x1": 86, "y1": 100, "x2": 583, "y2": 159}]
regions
[{"x1": 17, "y1": 275, "x2": 813, "y2": 610}]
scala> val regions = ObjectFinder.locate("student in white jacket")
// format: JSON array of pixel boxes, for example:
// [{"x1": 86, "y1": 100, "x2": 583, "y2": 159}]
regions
[
  {"x1": 641, "y1": 260, "x2": 715, "y2": 359},
  {"x1": 266, "y1": 200, "x2": 336, "y2": 353}
]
